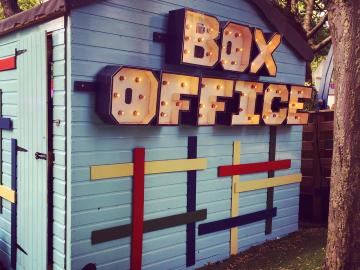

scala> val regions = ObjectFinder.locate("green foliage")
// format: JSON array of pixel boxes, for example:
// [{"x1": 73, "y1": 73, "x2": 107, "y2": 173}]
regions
[
  {"x1": 273, "y1": 0, "x2": 330, "y2": 75},
  {"x1": 18, "y1": 0, "x2": 40, "y2": 10},
  {"x1": 0, "y1": 0, "x2": 41, "y2": 19}
]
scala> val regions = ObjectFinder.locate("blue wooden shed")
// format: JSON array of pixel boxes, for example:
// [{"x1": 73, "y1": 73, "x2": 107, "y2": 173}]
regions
[{"x1": 0, "y1": 0, "x2": 313, "y2": 269}]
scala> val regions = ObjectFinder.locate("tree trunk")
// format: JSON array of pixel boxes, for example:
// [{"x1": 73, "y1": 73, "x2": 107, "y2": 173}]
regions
[
  {"x1": 0, "y1": 0, "x2": 21, "y2": 18},
  {"x1": 325, "y1": 1, "x2": 360, "y2": 269}
]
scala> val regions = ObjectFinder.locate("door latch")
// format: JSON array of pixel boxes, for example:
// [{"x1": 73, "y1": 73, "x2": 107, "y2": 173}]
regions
[{"x1": 35, "y1": 152, "x2": 47, "y2": 160}]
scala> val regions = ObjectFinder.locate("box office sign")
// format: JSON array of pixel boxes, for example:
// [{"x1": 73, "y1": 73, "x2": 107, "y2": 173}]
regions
[{"x1": 95, "y1": 9, "x2": 313, "y2": 126}]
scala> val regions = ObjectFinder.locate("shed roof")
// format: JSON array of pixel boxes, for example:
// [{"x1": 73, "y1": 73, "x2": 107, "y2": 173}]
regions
[{"x1": 0, "y1": 0, "x2": 313, "y2": 61}]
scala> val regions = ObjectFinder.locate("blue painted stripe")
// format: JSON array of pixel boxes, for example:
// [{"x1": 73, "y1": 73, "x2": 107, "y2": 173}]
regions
[
  {"x1": 198, "y1": 208, "x2": 277, "y2": 235},
  {"x1": 10, "y1": 138, "x2": 17, "y2": 269},
  {"x1": 0, "y1": 118, "x2": 12, "y2": 130}
]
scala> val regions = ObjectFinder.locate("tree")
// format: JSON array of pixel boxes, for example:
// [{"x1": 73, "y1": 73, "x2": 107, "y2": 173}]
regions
[
  {"x1": 0, "y1": 0, "x2": 40, "y2": 19},
  {"x1": 272, "y1": 0, "x2": 331, "y2": 81},
  {"x1": 0, "y1": 0, "x2": 20, "y2": 17},
  {"x1": 324, "y1": 0, "x2": 360, "y2": 269}
]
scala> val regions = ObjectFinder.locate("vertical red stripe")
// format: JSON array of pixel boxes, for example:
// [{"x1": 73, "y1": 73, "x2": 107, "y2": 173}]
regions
[
  {"x1": 131, "y1": 148, "x2": 145, "y2": 270},
  {"x1": 0, "y1": 56, "x2": 16, "y2": 72}
]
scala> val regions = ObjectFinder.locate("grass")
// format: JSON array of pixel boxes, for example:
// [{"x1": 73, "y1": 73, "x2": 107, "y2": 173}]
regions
[{"x1": 198, "y1": 227, "x2": 327, "y2": 270}]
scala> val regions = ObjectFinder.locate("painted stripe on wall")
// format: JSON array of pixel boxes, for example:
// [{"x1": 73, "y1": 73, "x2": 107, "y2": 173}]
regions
[
  {"x1": 218, "y1": 159, "x2": 291, "y2": 177},
  {"x1": 198, "y1": 208, "x2": 277, "y2": 235},
  {"x1": 0, "y1": 56, "x2": 16, "y2": 72},
  {"x1": 235, "y1": 174, "x2": 302, "y2": 192},
  {"x1": 186, "y1": 136, "x2": 197, "y2": 266},
  {"x1": 230, "y1": 141, "x2": 240, "y2": 255},
  {"x1": 131, "y1": 148, "x2": 145, "y2": 270},
  {"x1": 91, "y1": 158, "x2": 207, "y2": 180},
  {"x1": 92, "y1": 209, "x2": 207, "y2": 244},
  {"x1": 10, "y1": 138, "x2": 17, "y2": 269}
]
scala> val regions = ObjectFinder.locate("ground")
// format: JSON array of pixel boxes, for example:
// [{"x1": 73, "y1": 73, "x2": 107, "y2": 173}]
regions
[{"x1": 198, "y1": 227, "x2": 327, "y2": 270}]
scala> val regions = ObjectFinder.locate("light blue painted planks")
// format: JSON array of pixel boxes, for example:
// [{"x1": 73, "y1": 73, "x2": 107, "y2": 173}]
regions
[
  {"x1": 0, "y1": 33, "x2": 19, "y2": 270},
  {"x1": 69, "y1": 0, "x2": 306, "y2": 269},
  {"x1": 52, "y1": 28, "x2": 67, "y2": 270}
]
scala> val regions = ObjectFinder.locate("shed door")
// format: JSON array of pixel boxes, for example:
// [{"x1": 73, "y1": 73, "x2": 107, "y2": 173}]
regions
[{"x1": 16, "y1": 31, "x2": 48, "y2": 270}]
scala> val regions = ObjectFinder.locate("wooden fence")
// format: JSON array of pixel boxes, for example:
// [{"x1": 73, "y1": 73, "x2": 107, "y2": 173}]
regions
[{"x1": 300, "y1": 110, "x2": 334, "y2": 224}]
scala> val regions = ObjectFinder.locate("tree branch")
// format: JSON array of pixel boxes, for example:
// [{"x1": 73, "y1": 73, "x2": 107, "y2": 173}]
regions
[
  {"x1": 311, "y1": 35, "x2": 332, "y2": 53},
  {"x1": 307, "y1": 13, "x2": 328, "y2": 39},
  {"x1": 303, "y1": 0, "x2": 316, "y2": 32},
  {"x1": 0, "y1": 0, "x2": 21, "y2": 18}
]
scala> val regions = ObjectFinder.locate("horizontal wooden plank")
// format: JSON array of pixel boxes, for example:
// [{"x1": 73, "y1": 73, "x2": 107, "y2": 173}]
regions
[
  {"x1": 321, "y1": 158, "x2": 332, "y2": 167},
  {"x1": 218, "y1": 160, "x2": 291, "y2": 177},
  {"x1": 235, "y1": 174, "x2": 302, "y2": 193},
  {"x1": 303, "y1": 123, "x2": 314, "y2": 133},
  {"x1": 301, "y1": 159, "x2": 313, "y2": 170},
  {"x1": 302, "y1": 141, "x2": 313, "y2": 151},
  {"x1": 198, "y1": 208, "x2": 277, "y2": 235},
  {"x1": 92, "y1": 209, "x2": 207, "y2": 244},
  {"x1": 301, "y1": 176, "x2": 314, "y2": 186},
  {"x1": 302, "y1": 132, "x2": 313, "y2": 141},
  {"x1": 319, "y1": 131, "x2": 334, "y2": 140},
  {"x1": 0, "y1": 185, "x2": 15, "y2": 203},
  {"x1": 91, "y1": 158, "x2": 207, "y2": 180},
  {"x1": 319, "y1": 121, "x2": 333, "y2": 132}
]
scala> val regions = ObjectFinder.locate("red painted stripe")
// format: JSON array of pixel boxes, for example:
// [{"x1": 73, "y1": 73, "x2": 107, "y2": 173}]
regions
[
  {"x1": 131, "y1": 148, "x2": 145, "y2": 270},
  {"x1": 218, "y1": 159, "x2": 291, "y2": 177},
  {"x1": 0, "y1": 56, "x2": 16, "y2": 72}
]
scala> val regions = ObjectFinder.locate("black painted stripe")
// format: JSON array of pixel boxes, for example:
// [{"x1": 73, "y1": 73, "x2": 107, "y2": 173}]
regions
[
  {"x1": 198, "y1": 208, "x2": 277, "y2": 235},
  {"x1": 186, "y1": 136, "x2": 197, "y2": 267},
  {"x1": 92, "y1": 209, "x2": 207, "y2": 245},
  {"x1": 0, "y1": 118, "x2": 12, "y2": 130},
  {"x1": 265, "y1": 126, "x2": 277, "y2": 235}
]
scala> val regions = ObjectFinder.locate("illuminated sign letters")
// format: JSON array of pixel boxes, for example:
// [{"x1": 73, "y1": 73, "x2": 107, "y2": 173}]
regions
[
  {"x1": 96, "y1": 66, "x2": 312, "y2": 126},
  {"x1": 95, "y1": 9, "x2": 312, "y2": 126},
  {"x1": 167, "y1": 9, "x2": 281, "y2": 76}
]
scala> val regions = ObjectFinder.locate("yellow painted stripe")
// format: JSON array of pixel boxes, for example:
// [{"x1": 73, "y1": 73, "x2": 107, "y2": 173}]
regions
[
  {"x1": 230, "y1": 141, "x2": 240, "y2": 256},
  {"x1": 235, "y1": 174, "x2": 302, "y2": 193},
  {"x1": 91, "y1": 163, "x2": 133, "y2": 180},
  {"x1": 91, "y1": 158, "x2": 207, "y2": 180},
  {"x1": 145, "y1": 158, "x2": 207, "y2": 174},
  {"x1": 0, "y1": 185, "x2": 16, "y2": 203}
]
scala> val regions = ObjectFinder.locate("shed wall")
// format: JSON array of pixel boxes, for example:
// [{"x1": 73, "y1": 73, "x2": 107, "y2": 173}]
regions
[{"x1": 69, "y1": 1, "x2": 306, "y2": 269}]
